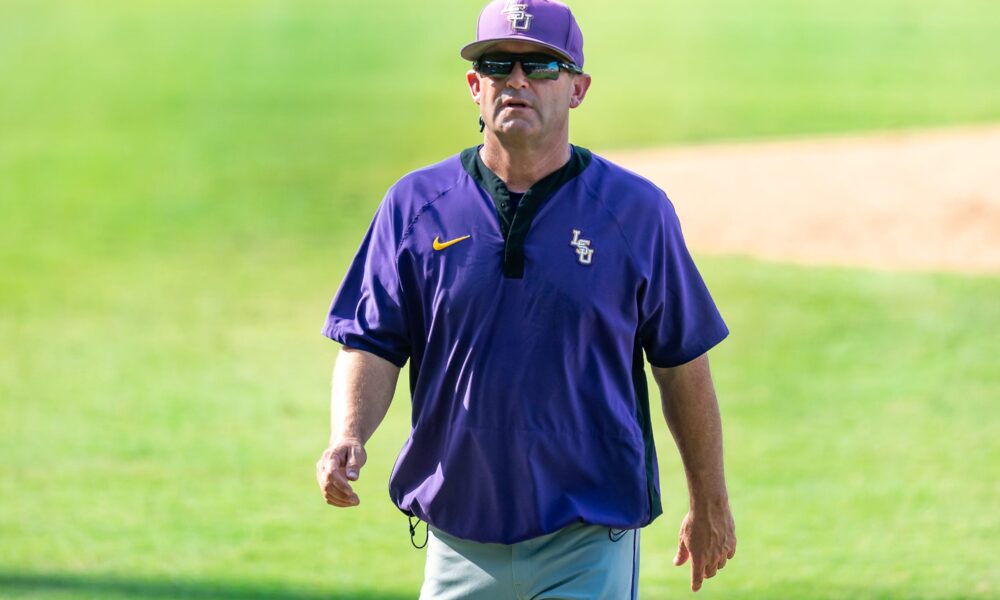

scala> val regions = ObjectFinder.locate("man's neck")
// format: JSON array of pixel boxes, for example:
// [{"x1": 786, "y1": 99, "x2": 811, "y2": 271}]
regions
[{"x1": 479, "y1": 135, "x2": 572, "y2": 194}]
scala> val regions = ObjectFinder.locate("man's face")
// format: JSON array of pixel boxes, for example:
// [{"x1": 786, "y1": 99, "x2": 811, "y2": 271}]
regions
[{"x1": 466, "y1": 41, "x2": 591, "y2": 142}]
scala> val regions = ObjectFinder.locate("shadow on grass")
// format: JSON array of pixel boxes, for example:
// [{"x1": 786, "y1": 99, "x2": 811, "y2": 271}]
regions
[
  {"x1": 708, "y1": 584, "x2": 990, "y2": 600},
  {"x1": 0, "y1": 570, "x2": 410, "y2": 599}
]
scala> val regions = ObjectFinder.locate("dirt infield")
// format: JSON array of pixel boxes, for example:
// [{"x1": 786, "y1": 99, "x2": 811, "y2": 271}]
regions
[{"x1": 606, "y1": 126, "x2": 1000, "y2": 274}]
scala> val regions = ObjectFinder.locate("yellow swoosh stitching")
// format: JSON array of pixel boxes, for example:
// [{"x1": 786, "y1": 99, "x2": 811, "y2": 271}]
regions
[{"x1": 433, "y1": 234, "x2": 471, "y2": 251}]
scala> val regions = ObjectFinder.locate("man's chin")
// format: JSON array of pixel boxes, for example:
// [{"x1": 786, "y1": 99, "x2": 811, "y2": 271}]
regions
[{"x1": 495, "y1": 120, "x2": 540, "y2": 138}]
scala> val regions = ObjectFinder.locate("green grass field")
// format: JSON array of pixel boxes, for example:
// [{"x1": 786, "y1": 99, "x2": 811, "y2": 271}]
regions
[{"x1": 2, "y1": 1, "x2": 998, "y2": 598}]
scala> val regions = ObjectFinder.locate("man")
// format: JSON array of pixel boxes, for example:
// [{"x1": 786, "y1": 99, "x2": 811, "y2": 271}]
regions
[{"x1": 316, "y1": 0, "x2": 736, "y2": 597}]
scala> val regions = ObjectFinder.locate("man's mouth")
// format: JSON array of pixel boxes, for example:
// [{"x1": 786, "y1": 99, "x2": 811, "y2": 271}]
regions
[{"x1": 501, "y1": 99, "x2": 532, "y2": 110}]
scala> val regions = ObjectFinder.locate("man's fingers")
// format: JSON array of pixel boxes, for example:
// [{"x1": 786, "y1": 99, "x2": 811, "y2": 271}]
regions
[
  {"x1": 345, "y1": 445, "x2": 367, "y2": 481},
  {"x1": 717, "y1": 557, "x2": 727, "y2": 570},
  {"x1": 324, "y1": 490, "x2": 348, "y2": 505},
  {"x1": 323, "y1": 472, "x2": 355, "y2": 496},
  {"x1": 324, "y1": 488, "x2": 359, "y2": 507},
  {"x1": 704, "y1": 563, "x2": 718, "y2": 579},
  {"x1": 322, "y1": 474, "x2": 359, "y2": 505},
  {"x1": 325, "y1": 494, "x2": 359, "y2": 507},
  {"x1": 323, "y1": 480, "x2": 357, "y2": 502},
  {"x1": 323, "y1": 454, "x2": 356, "y2": 494},
  {"x1": 690, "y1": 556, "x2": 704, "y2": 592},
  {"x1": 673, "y1": 541, "x2": 689, "y2": 566},
  {"x1": 728, "y1": 545, "x2": 736, "y2": 559}
]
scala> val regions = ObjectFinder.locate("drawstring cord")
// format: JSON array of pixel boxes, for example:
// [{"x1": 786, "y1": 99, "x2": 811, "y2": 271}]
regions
[
  {"x1": 409, "y1": 515, "x2": 625, "y2": 546},
  {"x1": 409, "y1": 515, "x2": 429, "y2": 549}
]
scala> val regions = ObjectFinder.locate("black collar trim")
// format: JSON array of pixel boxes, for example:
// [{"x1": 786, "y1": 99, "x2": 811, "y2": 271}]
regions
[{"x1": 460, "y1": 144, "x2": 593, "y2": 278}]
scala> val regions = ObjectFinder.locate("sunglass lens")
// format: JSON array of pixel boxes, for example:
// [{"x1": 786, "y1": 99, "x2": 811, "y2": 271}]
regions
[
  {"x1": 478, "y1": 60, "x2": 513, "y2": 78},
  {"x1": 523, "y1": 62, "x2": 561, "y2": 80}
]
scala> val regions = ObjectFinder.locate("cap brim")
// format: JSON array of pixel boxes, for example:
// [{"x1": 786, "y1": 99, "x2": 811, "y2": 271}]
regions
[{"x1": 460, "y1": 37, "x2": 576, "y2": 66}]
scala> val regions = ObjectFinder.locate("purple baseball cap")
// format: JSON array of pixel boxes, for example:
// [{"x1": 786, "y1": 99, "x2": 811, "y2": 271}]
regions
[{"x1": 460, "y1": 0, "x2": 585, "y2": 68}]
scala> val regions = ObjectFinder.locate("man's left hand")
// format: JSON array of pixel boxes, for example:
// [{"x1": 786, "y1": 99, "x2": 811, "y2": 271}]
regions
[{"x1": 672, "y1": 499, "x2": 736, "y2": 592}]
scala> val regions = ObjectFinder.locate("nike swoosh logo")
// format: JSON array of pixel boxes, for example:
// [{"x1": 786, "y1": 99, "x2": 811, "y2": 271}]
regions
[{"x1": 433, "y1": 234, "x2": 471, "y2": 251}]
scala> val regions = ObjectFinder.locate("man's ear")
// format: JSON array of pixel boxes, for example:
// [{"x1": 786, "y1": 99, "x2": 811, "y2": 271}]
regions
[
  {"x1": 569, "y1": 73, "x2": 592, "y2": 109},
  {"x1": 467, "y1": 70, "x2": 482, "y2": 105}
]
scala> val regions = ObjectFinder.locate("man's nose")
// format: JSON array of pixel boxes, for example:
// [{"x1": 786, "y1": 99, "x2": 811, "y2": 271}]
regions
[{"x1": 505, "y1": 61, "x2": 529, "y2": 88}]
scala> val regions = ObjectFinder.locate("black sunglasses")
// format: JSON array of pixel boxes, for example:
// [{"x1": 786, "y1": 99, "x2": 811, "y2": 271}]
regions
[{"x1": 473, "y1": 52, "x2": 583, "y2": 81}]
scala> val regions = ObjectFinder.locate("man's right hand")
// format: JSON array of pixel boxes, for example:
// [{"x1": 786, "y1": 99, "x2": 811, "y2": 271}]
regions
[{"x1": 316, "y1": 438, "x2": 367, "y2": 507}]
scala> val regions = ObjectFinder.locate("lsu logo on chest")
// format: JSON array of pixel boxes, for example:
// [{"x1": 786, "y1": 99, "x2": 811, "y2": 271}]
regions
[{"x1": 569, "y1": 229, "x2": 594, "y2": 265}]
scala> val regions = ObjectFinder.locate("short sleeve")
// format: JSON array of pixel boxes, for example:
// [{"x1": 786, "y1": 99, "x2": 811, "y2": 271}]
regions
[
  {"x1": 321, "y1": 193, "x2": 411, "y2": 367},
  {"x1": 636, "y1": 194, "x2": 729, "y2": 368}
]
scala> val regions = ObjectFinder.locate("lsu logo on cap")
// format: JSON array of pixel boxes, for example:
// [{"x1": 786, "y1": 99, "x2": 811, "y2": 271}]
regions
[
  {"x1": 501, "y1": 1, "x2": 533, "y2": 31},
  {"x1": 570, "y1": 229, "x2": 594, "y2": 265}
]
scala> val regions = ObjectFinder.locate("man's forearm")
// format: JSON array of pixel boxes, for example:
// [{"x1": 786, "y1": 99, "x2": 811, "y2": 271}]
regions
[
  {"x1": 652, "y1": 354, "x2": 728, "y2": 508},
  {"x1": 330, "y1": 347, "x2": 401, "y2": 445}
]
